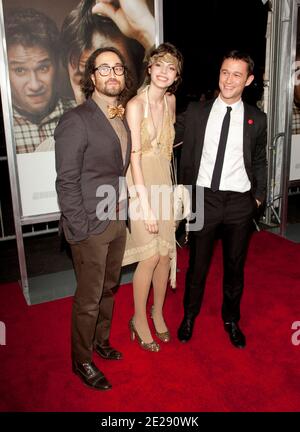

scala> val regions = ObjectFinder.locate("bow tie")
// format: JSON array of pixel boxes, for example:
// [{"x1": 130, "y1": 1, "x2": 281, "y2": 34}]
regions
[{"x1": 107, "y1": 104, "x2": 125, "y2": 119}]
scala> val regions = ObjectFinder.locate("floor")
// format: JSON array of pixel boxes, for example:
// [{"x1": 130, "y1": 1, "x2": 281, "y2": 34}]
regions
[
  {"x1": 266, "y1": 194, "x2": 300, "y2": 242},
  {"x1": 0, "y1": 194, "x2": 299, "y2": 305}
]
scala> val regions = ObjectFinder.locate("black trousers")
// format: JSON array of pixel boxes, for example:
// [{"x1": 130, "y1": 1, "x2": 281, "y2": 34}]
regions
[
  {"x1": 69, "y1": 220, "x2": 126, "y2": 363},
  {"x1": 183, "y1": 188, "x2": 257, "y2": 323}
]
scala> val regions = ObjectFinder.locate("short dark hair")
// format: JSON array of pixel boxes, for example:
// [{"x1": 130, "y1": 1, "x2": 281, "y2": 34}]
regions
[
  {"x1": 145, "y1": 42, "x2": 184, "y2": 94},
  {"x1": 5, "y1": 8, "x2": 59, "y2": 62},
  {"x1": 222, "y1": 50, "x2": 254, "y2": 76},
  {"x1": 80, "y1": 47, "x2": 134, "y2": 103}
]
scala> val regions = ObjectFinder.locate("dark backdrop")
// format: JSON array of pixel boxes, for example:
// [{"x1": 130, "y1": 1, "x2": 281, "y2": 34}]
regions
[{"x1": 163, "y1": 0, "x2": 269, "y2": 111}]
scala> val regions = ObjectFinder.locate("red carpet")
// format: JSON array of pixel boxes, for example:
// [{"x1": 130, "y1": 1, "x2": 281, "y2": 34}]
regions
[{"x1": 0, "y1": 231, "x2": 300, "y2": 412}]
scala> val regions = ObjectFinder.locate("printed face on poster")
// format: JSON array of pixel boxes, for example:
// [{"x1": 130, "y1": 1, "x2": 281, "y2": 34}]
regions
[{"x1": 1, "y1": 0, "x2": 155, "y2": 217}]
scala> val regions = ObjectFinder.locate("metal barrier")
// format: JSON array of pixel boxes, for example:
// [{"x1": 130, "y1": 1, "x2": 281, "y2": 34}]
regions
[{"x1": 0, "y1": 154, "x2": 59, "y2": 241}]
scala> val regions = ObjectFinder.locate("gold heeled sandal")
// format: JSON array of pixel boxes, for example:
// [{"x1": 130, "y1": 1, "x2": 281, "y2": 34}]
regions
[
  {"x1": 150, "y1": 306, "x2": 171, "y2": 343},
  {"x1": 129, "y1": 318, "x2": 160, "y2": 352}
]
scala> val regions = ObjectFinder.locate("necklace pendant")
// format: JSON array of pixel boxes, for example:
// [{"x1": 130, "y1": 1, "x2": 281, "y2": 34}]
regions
[{"x1": 154, "y1": 143, "x2": 160, "y2": 154}]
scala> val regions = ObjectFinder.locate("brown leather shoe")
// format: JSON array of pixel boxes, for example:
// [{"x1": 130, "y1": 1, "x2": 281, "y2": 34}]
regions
[
  {"x1": 95, "y1": 344, "x2": 123, "y2": 360},
  {"x1": 72, "y1": 361, "x2": 112, "y2": 390}
]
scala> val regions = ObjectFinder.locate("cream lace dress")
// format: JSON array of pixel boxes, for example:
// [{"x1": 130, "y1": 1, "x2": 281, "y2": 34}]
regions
[{"x1": 122, "y1": 86, "x2": 176, "y2": 288}]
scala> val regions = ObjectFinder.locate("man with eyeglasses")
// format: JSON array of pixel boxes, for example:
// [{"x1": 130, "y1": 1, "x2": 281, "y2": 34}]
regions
[
  {"x1": 55, "y1": 47, "x2": 132, "y2": 391},
  {"x1": 61, "y1": 0, "x2": 155, "y2": 105}
]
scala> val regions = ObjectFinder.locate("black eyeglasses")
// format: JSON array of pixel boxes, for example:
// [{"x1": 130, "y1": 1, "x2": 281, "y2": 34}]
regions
[{"x1": 94, "y1": 65, "x2": 125, "y2": 76}]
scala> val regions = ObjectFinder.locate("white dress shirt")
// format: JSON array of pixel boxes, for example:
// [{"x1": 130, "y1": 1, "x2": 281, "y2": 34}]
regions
[{"x1": 197, "y1": 96, "x2": 251, "y2": 192}]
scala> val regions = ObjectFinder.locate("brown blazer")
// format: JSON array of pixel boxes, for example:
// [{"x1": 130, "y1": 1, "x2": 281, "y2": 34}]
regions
[{"x1": 55, "y1": 98, "x2": 131, "y2": 242}]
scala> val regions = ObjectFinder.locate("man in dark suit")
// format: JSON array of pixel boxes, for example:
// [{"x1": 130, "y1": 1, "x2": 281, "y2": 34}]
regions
[
  {"x1": 55, "y1": 47, "x2": 132, "y2": 390},
  {"x1": 176, "y1": 50, "x2": 267, "y2": 348}
]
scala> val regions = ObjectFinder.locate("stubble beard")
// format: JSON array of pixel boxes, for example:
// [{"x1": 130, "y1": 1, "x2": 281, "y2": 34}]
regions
[{"x1": 101, "y1": 81, "x2": 124, "y2": 97}]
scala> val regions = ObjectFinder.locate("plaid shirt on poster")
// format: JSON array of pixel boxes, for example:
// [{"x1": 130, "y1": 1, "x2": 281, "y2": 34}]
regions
[
  {"x1": 292, "y1": 102, "x2": 300, "y2": 135},
  {"x1": 13, "y1": 98, "x2": 75, "y2": 154}
]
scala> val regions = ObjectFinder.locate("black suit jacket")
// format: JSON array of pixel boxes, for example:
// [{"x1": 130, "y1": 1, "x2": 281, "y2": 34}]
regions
[
  {"x1": 175, "y1": 99, "x2": 267, "y2": 203},
  {"x1": 55, "y1": 98, "x2": 131, "y2": 242}
]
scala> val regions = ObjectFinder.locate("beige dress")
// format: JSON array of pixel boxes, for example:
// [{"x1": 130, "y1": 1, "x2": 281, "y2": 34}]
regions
[{"x1": 122, "y1": 87, "x2": 176, "y2": 288}]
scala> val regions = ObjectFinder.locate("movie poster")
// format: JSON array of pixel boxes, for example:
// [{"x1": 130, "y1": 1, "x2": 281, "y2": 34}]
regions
[
  {"x1": 1, "y1": 0, "x2": 155, "y2": 216},
  {"x1": 290, "y1": 6, "x2": 300, "y2": 182}
]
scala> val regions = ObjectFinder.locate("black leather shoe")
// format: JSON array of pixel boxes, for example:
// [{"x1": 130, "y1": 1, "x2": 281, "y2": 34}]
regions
[
  {"x1": 177, "y1": 316, "x2": 195, "y2": 342},
  {"x1": 224, "y1": 321, "x2": 246, "y2": 349},
  {"x1": 72, "y1": 361, "x2": 112, "y2": 390},
  {"x1": 95, "y1": 344, "x2": 123, "y2": 360}
]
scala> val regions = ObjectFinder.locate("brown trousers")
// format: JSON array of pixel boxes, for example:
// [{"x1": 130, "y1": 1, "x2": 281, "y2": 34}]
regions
[{"x1": 70, "y1": 220, "x2": 126, "y2": 363}]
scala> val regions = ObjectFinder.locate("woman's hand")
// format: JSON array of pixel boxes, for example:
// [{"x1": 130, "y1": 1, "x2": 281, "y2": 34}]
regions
[
  {"x1": 142, "y1": 205, "x2": 158, "y2": 233},
  {"x1": 92, "y1": 0, "x2": 155, "y2": 50}
]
